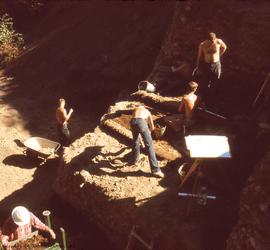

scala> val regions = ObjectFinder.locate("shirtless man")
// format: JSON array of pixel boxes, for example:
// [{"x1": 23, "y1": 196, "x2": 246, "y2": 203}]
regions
[
  {"x1": 178, "y1": 81, "x2": 198, "y2": 124},
  {"x1": 56, "y1": 98, "x2": 73, "y2": 146},
  {"x1": 196, "y1": 32, "x2": 227, "y2": 103},
  {"x1": 130, "y1": 105, "x2": 164, "y2": 178}
]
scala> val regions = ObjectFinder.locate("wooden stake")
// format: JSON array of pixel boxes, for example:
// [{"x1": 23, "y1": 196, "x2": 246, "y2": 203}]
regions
[
  {"x1": 125, "y1": 226, "x2": 154, "y2": 250},
  {"x1": 252, "y1": 73, "x2": 270, "y2": 108}
]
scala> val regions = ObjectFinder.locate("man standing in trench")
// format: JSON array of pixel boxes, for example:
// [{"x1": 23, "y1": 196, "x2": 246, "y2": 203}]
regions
[
  {"x1": 56, "y1": 98, "x2": 73, "y2": 147},
  {"x1": 196, "y1": 32, "x2": 227, "y2": 105},
  {"x1": 130, "y1": 105, "x2": 164, "y2": 178}
]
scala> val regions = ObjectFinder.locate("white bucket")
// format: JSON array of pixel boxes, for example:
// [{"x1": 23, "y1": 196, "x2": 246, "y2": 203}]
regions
[{"x1": 138, "y1": 81, "x2": 156, "y2": 93}]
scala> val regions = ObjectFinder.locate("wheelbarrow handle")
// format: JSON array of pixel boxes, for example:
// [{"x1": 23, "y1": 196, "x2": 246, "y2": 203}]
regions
[{"x1": 54, "y1": 143, "x2": 61, "y2": 153}]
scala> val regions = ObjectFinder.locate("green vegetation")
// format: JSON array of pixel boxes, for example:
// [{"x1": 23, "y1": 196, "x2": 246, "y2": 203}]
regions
[{"x1": 0, "y1": 13, "x2": 24, "y2": 67}]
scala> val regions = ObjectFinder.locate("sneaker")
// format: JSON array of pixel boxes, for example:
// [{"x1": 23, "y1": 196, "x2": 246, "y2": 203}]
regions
[{"x1": 153, "y1": 170, "x2": 164, "y2": 178}]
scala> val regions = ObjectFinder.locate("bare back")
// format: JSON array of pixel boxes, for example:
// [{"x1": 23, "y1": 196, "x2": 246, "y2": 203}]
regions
[
  {"x1": 132, "y1": 107, "x2": 151, "y2": 119},
  {"x1": 179, "y1": 93, "x2": 198, "y2": 120}
]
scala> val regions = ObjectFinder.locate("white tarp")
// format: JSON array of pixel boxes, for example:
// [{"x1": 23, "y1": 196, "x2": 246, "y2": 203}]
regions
[{"x1": 185, "y1": 135, "x2": 231, "y2": 158}]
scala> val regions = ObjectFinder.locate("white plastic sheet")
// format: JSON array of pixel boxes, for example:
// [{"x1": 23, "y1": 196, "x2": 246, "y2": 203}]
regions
[{"x1": 185, "y1": 135, "x2": 231, "y2": 158}]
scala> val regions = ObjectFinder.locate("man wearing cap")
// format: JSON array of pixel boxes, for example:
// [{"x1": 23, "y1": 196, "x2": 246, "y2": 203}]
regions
[
  {"x1": 130, "y1": 105, "x2": 164, "y2": 178},
  {"x1": 0, "y1": 206, "x2": 56, "y2": 248},
  {"x1": 56, "y1": 98, "x2": 73, "y2": 147}
]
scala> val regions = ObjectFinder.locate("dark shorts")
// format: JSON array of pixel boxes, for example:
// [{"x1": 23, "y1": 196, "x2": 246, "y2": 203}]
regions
[
  {"x1": 197, "y1": 61, "x2": 222, "y2": 103},
  {"x1": 200, "y1": 61, "x2": 221, "y2": 81},
  {"x1": 57, "y1": 123, "x2": 70, "y2": 146}
]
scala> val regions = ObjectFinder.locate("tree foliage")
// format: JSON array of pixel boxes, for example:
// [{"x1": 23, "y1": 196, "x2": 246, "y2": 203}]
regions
[{"x1": 0, "y1": 13, "x2": 24, "y2": 67}]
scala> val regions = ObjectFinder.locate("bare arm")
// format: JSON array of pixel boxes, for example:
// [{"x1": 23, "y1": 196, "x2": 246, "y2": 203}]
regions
[
  {"x1": 66, "y1": 108, "x2": 73, "y2": 121},
  {"x1": 219, "y1": 39, "x2": 227, "y2": 56},
  {"x1": 31, "y1": 213, "x2": 56, "y2": 239},
  {"x1": 147, "y1": 114, "x2": 155, "y2": 131}
]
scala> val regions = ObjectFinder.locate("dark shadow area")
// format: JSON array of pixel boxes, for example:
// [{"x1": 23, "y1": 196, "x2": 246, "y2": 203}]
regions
[
  {"x1": 92, "y1": 168, "x2": 156, "y2": 179},
  {"x1": 14, "y1": 139, "x2": 25, "y2": 148},
  {"x1": 102, "y1": 146, "x2": 130, "y2": 158},
  {"x1": 2, "y1": 154, "x2": 41, "y2": 169},
  {"x1": 47, "y1": 194, "x2": 116, "y2": 250},
  {"x1": 0, "y1": 158, "x2": 59, "y2": 221},
  {"x1": 0, "y1": 1, "x2": 174, "y2": 142},
  {"x1": 69, "y1": 146, "x2": 156, "y2": 178}
]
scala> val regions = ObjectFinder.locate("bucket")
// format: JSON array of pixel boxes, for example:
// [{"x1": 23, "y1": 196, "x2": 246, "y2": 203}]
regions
[{"x1": 138, "y1": 80, "x2": 156, "y2": 93}]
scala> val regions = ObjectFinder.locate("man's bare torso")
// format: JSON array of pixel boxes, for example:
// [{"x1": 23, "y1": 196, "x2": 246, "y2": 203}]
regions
[
  {"x1": 56, "y1": 107, "x2": 66, "y2": 124},
  {"x1": 201, "y1": 39, "x2": 223, "y2": 63}
]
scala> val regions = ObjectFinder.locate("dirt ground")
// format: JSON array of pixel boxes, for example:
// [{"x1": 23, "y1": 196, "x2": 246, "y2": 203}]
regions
[
  {"x1": 0, "y1": 73, "x2": 115, "y2": 249},
  {"x1": 0, "y1": 74, "x2": 266, "y2": 250},
  {"x1": 0, "y1": 2, "x2": 175, "y2": 249},
  {"x1": 0, "y1": 1, "x2": 270, "y2": 250},
  {"x1": 52, "y1": 94, "x2": 261, "y2": 250}
]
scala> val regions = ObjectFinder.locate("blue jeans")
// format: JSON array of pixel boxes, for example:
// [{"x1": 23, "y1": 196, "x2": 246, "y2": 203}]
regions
[{"x1": 130, "y1": 118, "x2": 160, "y2": 173}]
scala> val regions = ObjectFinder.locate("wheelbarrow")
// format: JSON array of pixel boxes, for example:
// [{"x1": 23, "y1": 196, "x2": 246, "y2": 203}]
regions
[{"x1": 23, "y1": 137, "x2": 61, "y2": 165}]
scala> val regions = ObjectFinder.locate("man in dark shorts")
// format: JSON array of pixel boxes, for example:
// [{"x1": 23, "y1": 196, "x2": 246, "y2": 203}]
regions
[
  {"x1": 196, "y1": 32, "x2": 227, "y2": 105},
  {"x1": 56, "y1": 98, "x2": 73, "y2": 146}
]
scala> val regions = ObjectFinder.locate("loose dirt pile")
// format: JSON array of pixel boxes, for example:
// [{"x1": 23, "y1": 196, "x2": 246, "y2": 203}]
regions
[{"x1": 12, "y1": 235, "x2": 48, "y2": 250}]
